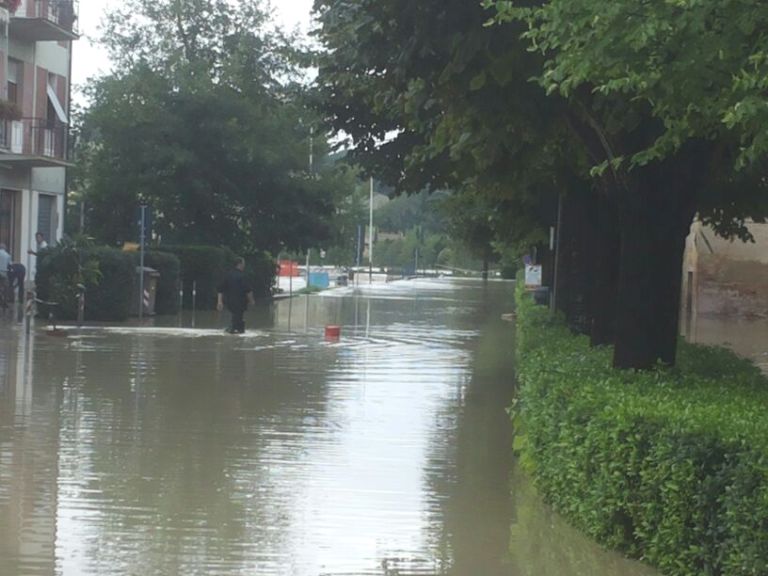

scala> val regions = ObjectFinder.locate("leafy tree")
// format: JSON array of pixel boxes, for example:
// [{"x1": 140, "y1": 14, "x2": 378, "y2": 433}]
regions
[
  {"x1": 78, "y1": 0, "x2": 345, "y2": 255},
  {"x1": 312, "y1": 0, "x2": 568, "y2": 276},
  {"x1": 374, "y1": 190, "x2": 447, "y2": 235},
  {"x1": 486, "y1": 0, "x2": 768, "y2": 367},
  {"x1": 313, "y1": 0, "x2": 606, "y2": 345},
  {"x1": 315, "y1": 0, "x2": 768, "y2": 368}
]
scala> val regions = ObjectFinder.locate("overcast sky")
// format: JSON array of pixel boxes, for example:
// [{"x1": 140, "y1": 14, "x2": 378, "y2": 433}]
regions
[{"x1": 72, "y1": 0, "x2": 315, "y2": 99}]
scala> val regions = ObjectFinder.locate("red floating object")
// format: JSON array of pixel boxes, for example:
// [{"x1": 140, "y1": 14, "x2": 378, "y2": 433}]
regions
[{"x1": 325, "y1": 325, "x2": 341, "y2": 339}]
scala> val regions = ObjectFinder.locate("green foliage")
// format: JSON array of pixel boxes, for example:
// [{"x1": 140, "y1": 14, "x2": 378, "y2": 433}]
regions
[
  {"x1": 296, "y1": 285, "x2": 323, "y2": 295},
  {"x1": 375, "y1": 190, "x2": 447, "y2": 235},
  {"x1": 374, "y1": 228, "x2": 447, "y2": 271},
  {"x1": 76, "y1": 0, "x2": 347, "y2": 254},
  {"x1": 37, "y1": 243, "x2": 134, "y2": 322},
  {"x1": 514, "y1": 277, "x2": 768, "y2": 575},
  {"x1": 314, "y1": 0, "x2": 564, "y2": 258},
  {"x1": 489, "y1": 0, "x2": 768, "y2": 170},
  {"x1": 157, "y1": 245, "x2": 236, "y2": 310},
  {"x1": 156, "y1": 245, "x2": 274, "y2": 310},
  {"x1": 243, "y1": 251, "x2": 276, "y2": 300}
]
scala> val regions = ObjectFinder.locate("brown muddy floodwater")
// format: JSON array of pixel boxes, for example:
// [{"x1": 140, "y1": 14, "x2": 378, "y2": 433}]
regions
[{"x1": 0, "y1": 279, "x2": 658, "y2": 576}]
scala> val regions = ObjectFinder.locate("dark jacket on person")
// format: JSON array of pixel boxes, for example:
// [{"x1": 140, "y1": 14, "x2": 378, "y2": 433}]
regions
[{"x1": 217, "y1": 269, "x2": 251, "y2": 311}]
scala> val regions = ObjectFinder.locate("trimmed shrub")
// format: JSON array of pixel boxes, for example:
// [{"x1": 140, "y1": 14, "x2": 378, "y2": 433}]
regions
[
  {"x1": 514, "y1": 277, "x2": 768, "y2": 576},
  {"x1": 37, "y1": 245, "x2": 134, "y2": 322},
  {"x1": 244, "y1": 250, "x2": 276, "y2": 300},
  {"x1": 156, "y1": 245, "x2": 235, "y2": 310},
  {"x1": 133, "y1": 251, "x2": 181, "y2": 315},
  {"x1": 155, "y1": 246, "x2": 275, "y2": 310}
]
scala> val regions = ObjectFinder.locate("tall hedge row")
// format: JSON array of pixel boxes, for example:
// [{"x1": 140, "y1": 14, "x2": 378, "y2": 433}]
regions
[
  {"x1": 156, "y1": 246, "x2": 274, "y2": 310},
  {"x1": 37, "y1": 247, "x2": 135, "y2": 321},
  {"x1": 36, "y1": 244, "x2": 275, "y2": 319},
  {"x1": 514, "y1": 280, "x2": 768, "y2": 576}
]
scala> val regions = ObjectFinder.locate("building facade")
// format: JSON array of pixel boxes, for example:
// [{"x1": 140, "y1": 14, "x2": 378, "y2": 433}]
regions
[
  {"x1": 681, "y1": 220, "x2": 768, "y2": 335},
  {"x1": 0, "y1": 0, "x2": 76, "y2": 274}
]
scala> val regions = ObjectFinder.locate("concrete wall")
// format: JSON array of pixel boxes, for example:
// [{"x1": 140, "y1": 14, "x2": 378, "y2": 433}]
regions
[{"x1": 682, "y1": 221, "x2": 768, "y2": 324}]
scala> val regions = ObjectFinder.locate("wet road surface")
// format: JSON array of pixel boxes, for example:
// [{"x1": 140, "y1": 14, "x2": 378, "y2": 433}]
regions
[{"x1": 0, "y1": 279, "x2": 658, "y2": 576}]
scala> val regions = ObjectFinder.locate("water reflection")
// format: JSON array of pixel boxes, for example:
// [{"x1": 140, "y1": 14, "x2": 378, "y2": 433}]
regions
[
  {"x1": 0, "y1": 280, "x2": 658, "y2": 575},
  {"x1": 508, "y1": 468, "x2": 659, "y2": 576}
]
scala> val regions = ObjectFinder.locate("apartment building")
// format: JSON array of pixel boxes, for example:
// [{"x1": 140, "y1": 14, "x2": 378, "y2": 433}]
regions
[{"x1": 0, "y1": 0, "x2": 76, "y2": 275}]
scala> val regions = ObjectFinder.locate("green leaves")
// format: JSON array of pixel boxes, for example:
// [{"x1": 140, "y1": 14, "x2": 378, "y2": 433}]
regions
[
  {"x1": 486, "y1": 0, "x2": 768, "y2": 169},
  {"x1": 77, "y1": 0, "x2": 342, "y2": 254},
  {"x1": 514, "y1": 277, "x2": 768, "y2": 575}
]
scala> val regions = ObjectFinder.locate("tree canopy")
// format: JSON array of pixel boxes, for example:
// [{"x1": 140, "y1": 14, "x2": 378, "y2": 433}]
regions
[
  {"x1": 314, "y1": 0, "x2": 768, "y2": 369},
  {"x1": 76, "y1": 0, "x2": 345, "y2": 254}
]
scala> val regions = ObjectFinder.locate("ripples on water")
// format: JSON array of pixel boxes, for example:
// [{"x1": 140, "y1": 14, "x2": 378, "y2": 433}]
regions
[{"x1": 0, "y1": 279, "x2": 658, "y2": 576}]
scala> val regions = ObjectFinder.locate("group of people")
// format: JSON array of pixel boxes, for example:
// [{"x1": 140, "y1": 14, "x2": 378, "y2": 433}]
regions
[{"x1": 0, "y1": 232, "x2": 47, "y2": 309}]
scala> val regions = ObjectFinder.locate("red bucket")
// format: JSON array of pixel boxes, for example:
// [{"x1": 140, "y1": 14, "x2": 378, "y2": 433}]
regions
[{"x1": 325, "y1": 325, "x2": 341, "y2": 340}]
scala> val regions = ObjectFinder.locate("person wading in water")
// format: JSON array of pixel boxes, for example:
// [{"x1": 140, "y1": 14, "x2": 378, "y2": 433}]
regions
[{"x1": 217, "y1": 257, "x2": 255, "y2": 334}]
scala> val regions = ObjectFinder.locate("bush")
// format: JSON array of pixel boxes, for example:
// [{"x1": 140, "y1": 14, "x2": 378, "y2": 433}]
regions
[
  {"x1": 37, "y1": 244, "x2": 134, "y2": 322},
  {"x1": 514, "y1": 276, "x2": 768, "y2": 576},
  {"x1": 155, "y1": 245, "x2": 235, "y2": 310},
  {"x1": 156, "y1": 246, "x2": 275, "y2": 310},
  {"x1": 133, "y1": 251, "x2": 181, "y2": 315},
  {"x1": 244, "y1": 250, "x2": 276, "y2": 299}
]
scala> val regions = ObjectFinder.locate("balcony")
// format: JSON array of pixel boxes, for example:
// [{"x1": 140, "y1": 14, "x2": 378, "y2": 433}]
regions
[
  {"x1": 9, "y1": 0, "x2": 79, "y2": 42},
  {"x1": 0, "y1": 118, "x2": 70, "y2": 167}
]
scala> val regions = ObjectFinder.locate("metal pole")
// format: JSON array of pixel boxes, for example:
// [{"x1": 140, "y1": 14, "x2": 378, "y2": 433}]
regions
[
  {"x1": 306, "y1": 250, "x2": 311, "y2": 290},
  {"x1": 356, "y1": 224, "x2": 362, "y2": 268},
  {"x1": 551, "y1": 194, "x2": 564, "y2": 313},
  {"x1": 77, "y1": 288, "x2": 84, "y2": 327},
  {"x1": 309, "y1": 126, "x2": 314, "y2": 174},
  {"x1": 139, "y1": 205, "x2": 145, "y2": 320},
  {"x1": 369, "y1": 177, "x2": 374, "y2": 284}
]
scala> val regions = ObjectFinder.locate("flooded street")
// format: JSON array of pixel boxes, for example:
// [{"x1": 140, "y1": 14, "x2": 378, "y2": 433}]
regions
[{"x1": 0, "y1": 279, "x2": 657, "y2": 576}]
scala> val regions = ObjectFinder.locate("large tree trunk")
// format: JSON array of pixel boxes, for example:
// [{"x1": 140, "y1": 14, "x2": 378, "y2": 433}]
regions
[
  {"x1": 587, "y1": 189, "x2": 620, "y2": 346},
  {"x1": 612, "y1": 157, "x2": 697, "y2": 370},
  {"x1": 553, "y1": 189, "x2": 594, "y2": 335},
  {"x1": 552, "y1": 184, "x2": 620, "y2": 342}
]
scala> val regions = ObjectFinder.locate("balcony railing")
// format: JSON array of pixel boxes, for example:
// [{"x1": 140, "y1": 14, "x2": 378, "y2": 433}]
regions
[
  {"x1": 10, "y1": 0, "x2": 79, "y2": 41},
  {"x1": 0, "y1": 118, "x2": 68, "y2": 165}
]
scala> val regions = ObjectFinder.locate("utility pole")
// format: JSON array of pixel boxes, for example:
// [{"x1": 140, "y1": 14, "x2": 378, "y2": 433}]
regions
[
  {"x1": 368, "y1": 177, "x2": 374, "y2": 284},
  {"x1": 138, "y1": 204, "x2": 146, "y2": 320},
  {"x1": 309, "y1": 125, "x2": 314, "y2": 174}
]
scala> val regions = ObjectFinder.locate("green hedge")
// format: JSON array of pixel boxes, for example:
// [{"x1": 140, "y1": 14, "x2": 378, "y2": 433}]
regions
[
  {"x1": 514, "y1": 279, "x2": 768, "y2": 576},
  {"x1": 37, "y1": 246, "x2": 134, "y2": 322},
  {"x1": 156, "y1": 245, "x2": 235, "y2": 310},
  {"x1": 133, "y1": 251, "x2": 181, "y2": 315},
  {"x1": 156, "y1": 246, "x2": 275, "y2": 310},
  {"x1": 244, "y1": 251, "x2": 276, "y2": 300}
]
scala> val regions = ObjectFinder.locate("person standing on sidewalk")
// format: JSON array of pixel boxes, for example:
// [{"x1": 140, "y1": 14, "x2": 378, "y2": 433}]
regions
[{"x1": 217, "y1": 257, "x2": 255, "y2": 334}]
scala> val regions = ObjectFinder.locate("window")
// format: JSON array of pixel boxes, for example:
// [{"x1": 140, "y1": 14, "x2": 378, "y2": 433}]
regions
[
  {"x1": 7, "y1": 59, "x2": 20, "y2": 105},
  {"x1": 37, "y1": 194, "x2": 57, "y2": 247}
]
